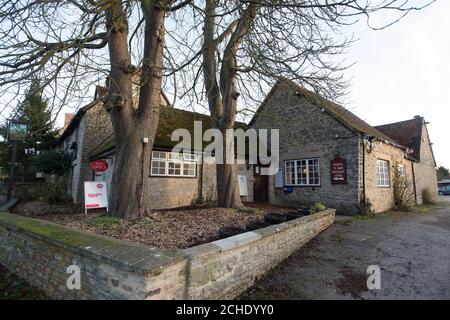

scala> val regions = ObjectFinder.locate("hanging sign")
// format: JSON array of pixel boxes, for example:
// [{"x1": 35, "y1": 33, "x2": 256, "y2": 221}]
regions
[
  {"x1": 331, "y1": 156, "x2": 347, "y2": 185},
  {"x1": 90, "y1": 159, "x2": 109, "y2": 172},
  {"x1": 7, "y1": 120, "x2": 28, "y2": 142},
  {"x1": 84, "y1": 181, "x2": 108, "y2": 214}
]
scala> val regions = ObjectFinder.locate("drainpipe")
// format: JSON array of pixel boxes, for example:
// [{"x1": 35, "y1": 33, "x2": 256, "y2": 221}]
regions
[{"x1": 362, "y1": 138, "x2": 366, "y2": 207}]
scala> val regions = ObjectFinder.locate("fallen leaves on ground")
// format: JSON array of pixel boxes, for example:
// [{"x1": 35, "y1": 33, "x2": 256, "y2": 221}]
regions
[{"x1": 11, "y1": 201, "x2": 295, "y2": 249}]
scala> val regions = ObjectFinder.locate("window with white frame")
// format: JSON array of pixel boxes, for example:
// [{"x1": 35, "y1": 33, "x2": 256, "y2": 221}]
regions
[
  {"x1": 151, "y1": 151, "x2": 198, "y2": 177},
  {"x1": 397, "y1": 164, "x2": 406, "y2": 179},
  {"x1": 377, "y1": 160, "x2": 390, "y2": 187},
  {"x1": 284, "y1": 158, "x2": 320, "y2": 186}
]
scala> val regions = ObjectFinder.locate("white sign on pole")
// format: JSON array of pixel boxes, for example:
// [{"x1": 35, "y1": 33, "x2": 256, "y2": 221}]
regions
[
  {"x1": 238, "y1": 175, "x2": 248, "y2": 196},
  {"x1": 84, "y1": 181, "x2": 108, "y2": 214}
]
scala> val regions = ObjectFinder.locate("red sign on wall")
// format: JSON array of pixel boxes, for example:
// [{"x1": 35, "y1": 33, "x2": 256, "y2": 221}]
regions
[
  {"x1": 90, "y1": 159, "x2": 109, "y2": 172},
  {"x1": 331, "y1": 156, "x2": 347, "y2": 185}
]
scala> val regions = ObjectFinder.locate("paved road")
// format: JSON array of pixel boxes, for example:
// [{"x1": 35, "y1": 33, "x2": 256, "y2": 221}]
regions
[{"x1": 241, "y1": 198, "x2": 450, "y2": 300}]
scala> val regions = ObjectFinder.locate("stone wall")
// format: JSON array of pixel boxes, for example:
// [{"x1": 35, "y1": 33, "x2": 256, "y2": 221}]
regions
[
  {"x1": 363, "y1": 141, "x2": 415, "y2": 213},
  {"x1": 0, "y1": 209, "x2": 334, "y2": 300},
  {"x1": 149, "y1": 175, "x2": 200, "y2": 209},
  {"x1": 251, "y1": 82, "x2": 360, "y2": 214},
  {"x1": 78, "y1": 103, "x2": 113, "y2": 204},
  {"x1": 183, "y1": 209, "x2": 335, "y2": 299},
  {"x1": 0, "y1": 212, "x2": 186, "y2": 300},
  {"x1": 413, "y1": 124, "x2": 438, "y2": 204}
]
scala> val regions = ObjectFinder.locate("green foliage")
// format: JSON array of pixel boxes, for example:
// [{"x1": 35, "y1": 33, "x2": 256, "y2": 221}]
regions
[
  {"x1": 33, "y1": 150, "x2": 71, "y2": 176},
  {"x1": 392, "y1": 162, "x2": 414, "y2": 211},
  {"x1": 422, "y1": 188, "x2": 436, "y2": 205},
  {"x1": 356, "y1": 195, "x2": 374, "y2": 216},
  {"x1": 0, "y1": 79, "x2": 58, "y2": 179},
  {"x1": 86, "y1": 215, "x2": 121, "y2": 229},
  {"x1": 39, "y1": 175, "x2": 69, "y2": 204},
  {"x1": 436, "y1": 166, "x2": 450, "y2": 181},
  {"x1": 309, "y1": 202, "x2": 326, "y2": 214}
]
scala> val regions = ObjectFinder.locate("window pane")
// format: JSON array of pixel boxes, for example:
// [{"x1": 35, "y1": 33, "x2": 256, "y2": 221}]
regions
[
  {"x1": 168, "y1": 152, "x2": 183, "y2": 161},
  {"x1": 183, "y1": 153, "x2": 198, "y2": 162},
  {"x1": 152, "y1": 151, "x2": 167, "y2": 160},
  {"x1": 377, "y1": 160, "x2": 390, "y2": 186},
  {"x1": 285, "y1": 161, "x2": 295, "y2": 185},
  {"x1": 168, "y1": 162, "x2": 181, "y2": 175},
  {"x1": 151, "y1": 160, "x2": 166, "y2": 175},
  {"x1": 183, "y1": 163, "x2": 196, "y2": 176}
]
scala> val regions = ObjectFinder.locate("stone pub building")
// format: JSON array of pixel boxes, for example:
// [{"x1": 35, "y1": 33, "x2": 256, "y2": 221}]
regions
[{"x1": 250, "y1": 79, "x2": 438, "y2": 214}]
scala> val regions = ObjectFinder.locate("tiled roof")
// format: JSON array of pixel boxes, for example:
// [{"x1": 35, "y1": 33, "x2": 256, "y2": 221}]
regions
[
  {"x1": 250, "y1": 78, "x2": 403, "y2": 147},
  {"x1": 375, "y1": 118, "x2": 423, "y2": 161},
  {"x1": 89, "y1": 106, "x2": 247, "y2": 159}
]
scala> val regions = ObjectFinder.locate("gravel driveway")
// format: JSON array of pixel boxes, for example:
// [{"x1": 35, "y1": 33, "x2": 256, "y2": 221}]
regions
[{"x1": 241, "y1": 199, "x2": 450, "y2": 300}]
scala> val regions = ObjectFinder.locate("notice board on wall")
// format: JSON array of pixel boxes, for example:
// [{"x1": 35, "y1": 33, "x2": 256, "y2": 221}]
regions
[{"x1": 331, "y1": 156, "x2": 347, "y2": 185}]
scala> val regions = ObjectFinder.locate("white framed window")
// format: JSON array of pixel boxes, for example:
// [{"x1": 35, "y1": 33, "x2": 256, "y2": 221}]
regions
[
  {"x1": 284, "y1": 158, "x2": 320, "y2": 186},
  {"x1": 150, "y1": 151, "x2": 197, "y2": 177},
  {"x1": 377, "y1": 159, "x2": 390, "y2": 187},
  {"x1": 397, "y1": 164, "x2": 406, "y2": 179}
]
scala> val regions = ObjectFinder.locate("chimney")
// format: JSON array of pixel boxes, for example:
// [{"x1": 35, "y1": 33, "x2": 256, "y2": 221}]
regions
[
  {"x1": 414, "y1": 115, "x2": 421, "y2": 119},
  {"x1": 63, "y1": 113, "x2": 74, "y2": 129}
]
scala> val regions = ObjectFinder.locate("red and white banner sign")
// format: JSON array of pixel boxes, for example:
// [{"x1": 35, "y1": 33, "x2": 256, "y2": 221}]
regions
[
  {"x1": 90, "y1": 159, "x2": 109, "y2": 172},
  {"x1": 84, "y1": 181, "x2": 108, "y2": 214}
]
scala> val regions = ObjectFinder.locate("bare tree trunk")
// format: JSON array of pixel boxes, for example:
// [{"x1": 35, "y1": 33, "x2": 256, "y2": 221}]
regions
[
  {"x1": 202, "y1": 0, "x2": 259, "y2": 209},
  {"x1": 216, "y1": 130, "x2": 243, "y2": 208},
  {"x1": 202, "y1": 0, "x2": 242, "y2": 209},
  {"x1": 106, "y1": 0, "x2": 167, "y2": 220}
]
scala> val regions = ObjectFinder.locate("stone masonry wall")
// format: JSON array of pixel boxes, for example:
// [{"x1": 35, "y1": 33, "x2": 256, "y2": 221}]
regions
[
  {"x1": 413, "y1": 124, "x2": 438, "y2": 204},
  {"x1": 148, "y1": 175, "x2": 200, "y2": 209},
  {"x1": 77, "y1": 103, "x2": 113, "y2": 204},
  {"x1": 183, "y1": 209, "x2": 335, "y2": 299},
  {"x1": 0, "y1": 209, "x2": 334, "y2": 300},
  {"x1": 251, "y1": 82, "x2": 360, "y2": 214},
  {"x1": 363, "y1": 141, "x2": 415, "y2": 213},
  {"x1": 0, "y1": 212, "x2": 186, "y2": 300}
]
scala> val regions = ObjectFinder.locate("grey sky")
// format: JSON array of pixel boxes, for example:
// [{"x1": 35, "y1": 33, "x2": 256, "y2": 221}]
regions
[{"x1": 341, "y1": 0, "x2": 449, "y2": 168}]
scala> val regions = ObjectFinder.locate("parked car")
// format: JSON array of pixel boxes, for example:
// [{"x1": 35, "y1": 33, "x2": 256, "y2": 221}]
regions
[{"x1": 438, "y1": 186, "x2": 450, "y2": 195}]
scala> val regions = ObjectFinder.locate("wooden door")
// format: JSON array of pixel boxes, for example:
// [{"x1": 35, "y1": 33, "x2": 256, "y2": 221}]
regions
[{"x1": 253, "y1": 172, "x2": 268, "y2": 203}]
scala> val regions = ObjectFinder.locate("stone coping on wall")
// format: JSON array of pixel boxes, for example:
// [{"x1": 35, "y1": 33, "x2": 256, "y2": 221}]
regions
[
  {"x1": 0, "y1": 209, "x2": 335, "y2": 299},
  {"x1": 184, "y1": 209, "x2": 335, "y2": 258},
  {"x1": 0, "y1": 212, "x2": 186, "y2": 276}
]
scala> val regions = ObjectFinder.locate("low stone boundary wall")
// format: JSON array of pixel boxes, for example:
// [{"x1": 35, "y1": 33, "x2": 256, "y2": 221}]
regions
[
  {"x1": 183, "y1": 209, "x2": 335, "y2": 299},
  {"x1": 0, "y1": 212, "x2": 187, "y2": 299},
  {"x1": 0, "y1": 209, "x2": 335, "y2": 300}
]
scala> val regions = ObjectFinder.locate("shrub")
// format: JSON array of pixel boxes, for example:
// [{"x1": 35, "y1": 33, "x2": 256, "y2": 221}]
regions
[
  {"x1": 393, "y1": 162, "x2": 415, "y2": 211},
  {"x1": 39, "y1": 175, "x2": 69, "y2": 204},
  {"x1": 33, "y1": 150, "x2": 72, "y2": 176},
  {"x1": 309, "y1": 202, "x2": 326, "y2": 214},
  {"x1": 422, "y1": 188, "x2": 436, "y2": 205},
  {"x1": 356, "y1": 195, "x2": 374, "y2": 216}
]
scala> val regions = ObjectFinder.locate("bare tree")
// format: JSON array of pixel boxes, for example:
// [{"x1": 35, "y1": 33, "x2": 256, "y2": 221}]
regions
[
  {"x1": 0, "y1": 0, "x2": 432, "y2": 216},
  {"x1": 166, "y1": 0, "x2": 432, "y2": 209},
  {"x1": 0, "y1": 0, "x2": 191, "y2": 220}
]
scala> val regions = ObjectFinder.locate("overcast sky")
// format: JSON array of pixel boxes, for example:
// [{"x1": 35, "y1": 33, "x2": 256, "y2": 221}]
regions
[{"x1": 340, "y1": 0, "x2": 449, "y2": 168}]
